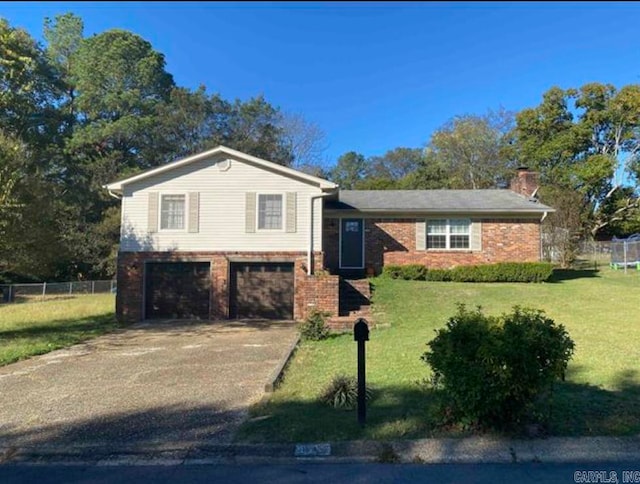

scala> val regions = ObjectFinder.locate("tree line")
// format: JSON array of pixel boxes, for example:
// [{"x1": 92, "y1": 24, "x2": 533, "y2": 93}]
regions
[{"x1": 1, "y1": 13, "x2": 639, "y2": 282}]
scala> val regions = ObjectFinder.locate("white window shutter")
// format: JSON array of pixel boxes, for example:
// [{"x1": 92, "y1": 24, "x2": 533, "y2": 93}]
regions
[
  {"x1": 245, "y1": 192, "x2": 256, "y2": 233},
  {"x1": 148, "y1": 192, "x2": 158, "y2": 233},
  {"x1": 188, "y1": 192, "x2": 199, "y2": 233},
  {"x1": 416, "y1": 219, "x2": 426, "y2": 251},
  {"x1": 471, "y1": 220, "x2": 482, "y2": 251},
  {"x1": 286, "y1": 192, "x2": 297, "y2": 233}
]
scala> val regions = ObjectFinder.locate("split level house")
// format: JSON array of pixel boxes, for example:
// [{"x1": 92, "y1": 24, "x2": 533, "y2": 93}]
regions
[{"x1": 105, "y1": 146, "x2": 553, "y2": 325}]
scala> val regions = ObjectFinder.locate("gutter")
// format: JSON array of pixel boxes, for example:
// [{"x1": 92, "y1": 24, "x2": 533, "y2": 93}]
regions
[
  {"x1": 107, "y1": 188, "x2": 122, "y2": 200},
  {"x1": 308, "y1": 192, "x2": 335, "y2": 276},
  {"x1": 540, "y1": 211, "x2": 549, "y2": 261}
]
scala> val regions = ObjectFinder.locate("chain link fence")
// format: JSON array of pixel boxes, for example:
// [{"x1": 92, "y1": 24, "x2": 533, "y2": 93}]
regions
[{"x1": 0, "y1": 280, "x2": 116, "y2": 303}]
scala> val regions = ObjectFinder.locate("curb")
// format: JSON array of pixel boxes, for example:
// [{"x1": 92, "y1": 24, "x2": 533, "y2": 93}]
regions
[
  {"x1": 3, "y1": 435, "x2": 640, "y2": 466},
  {"x1": 264, "y1": 333, "x2": 300, "y2": 393}
]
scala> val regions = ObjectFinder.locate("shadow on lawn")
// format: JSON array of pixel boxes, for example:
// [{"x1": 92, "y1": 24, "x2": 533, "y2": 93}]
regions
[
  {"x1": 550, "y1": 367, "x2": 640, "y2": 436},
  {"x1": 548, "y1": 268, "x2": 600, "y2": 283},
  {"x1": 0, "y1": 314, "x2": 117, "y2": 341},
  {"x1": 239, "y1": 384, "x2": 438, "y2": 443},
  {"x1": 240, "y1": 367, "x2": 640, "y2": 442}
]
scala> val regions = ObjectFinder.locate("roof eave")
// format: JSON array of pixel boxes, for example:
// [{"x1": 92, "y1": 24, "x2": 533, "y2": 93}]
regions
[
  {"x1": 325, "y1": 207, "x2": 555, "y2": 214},
  {"x1": 103, "y1": 145, "x2": 337, "y2": 191}
]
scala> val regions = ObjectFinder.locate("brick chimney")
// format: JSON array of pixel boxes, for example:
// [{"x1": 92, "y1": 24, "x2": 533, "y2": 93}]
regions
[{"x1": 510, "y1": 167, "x2": 539, "y2": 198}]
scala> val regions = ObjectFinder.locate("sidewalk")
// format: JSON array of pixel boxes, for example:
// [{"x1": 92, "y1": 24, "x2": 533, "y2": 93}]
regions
[{"x1": 3, "y1": 434, "x2": 640, "y2": 466}]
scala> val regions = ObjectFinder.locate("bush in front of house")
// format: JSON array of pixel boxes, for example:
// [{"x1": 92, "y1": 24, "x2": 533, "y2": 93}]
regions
[
  {"x1": 320, "y1": 374, "x2": 373, "y2": 410},
  {"x1": 449, "y1": 262, "x2": 554, "y2": 283},
  {"x1": 421, "y1": 304, "x2": 575, "y2": 431},
  {"x1": 382, "y1": 262, "x2": 554, "y2": 283},
  {"x1": 299, "y1": 309, "x2": 331, "y2": 341}
]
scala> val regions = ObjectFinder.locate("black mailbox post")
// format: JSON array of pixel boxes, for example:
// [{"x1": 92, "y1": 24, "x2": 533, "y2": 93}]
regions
[{"x1": 354, "y1": 318, "x2": 369, "y2": 426}]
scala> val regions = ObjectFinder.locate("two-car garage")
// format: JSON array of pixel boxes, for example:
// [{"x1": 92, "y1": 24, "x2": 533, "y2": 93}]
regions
[{"x1": 144, "y1": 261, "x2": 295, "y2": 320}]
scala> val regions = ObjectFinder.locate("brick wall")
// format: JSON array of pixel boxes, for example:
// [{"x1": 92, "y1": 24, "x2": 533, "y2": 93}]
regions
[
  {"x1": 323, "y1": 218, "x2": 340, "y2": 272},
  {"x1": 116, "y1": 251, "x2": 325, "y2": 323},
  {"x1": 297, "y1": 274, "x2": 340, "y2": 321},
  {"x1": 323, "y1": 217, "x2": 541, "y2": 273}
]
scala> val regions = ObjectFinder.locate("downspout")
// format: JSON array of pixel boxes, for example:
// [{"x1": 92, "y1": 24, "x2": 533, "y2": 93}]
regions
[
  {"x1": 540, "y1": 211, "x2": 548, "y2": 261},
  {"x1": 308, "y1": 193, "x2": 334, "y2": 276},
  {"x1": 107, "y1": 188, "x2": 122, "y2": 200},
  {"x1": 540, "y1": 211, "x2": 548, "y2": 223}
]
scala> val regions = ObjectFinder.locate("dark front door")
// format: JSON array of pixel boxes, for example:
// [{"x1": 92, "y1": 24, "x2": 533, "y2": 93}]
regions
[
  {"x1": 145, "y1": 262, "x2": 211, "y2": 319},
  {"x1": 340, "y1": 218, "x2": 364, "y2": 268},
  {"x1": 230, "y1": 262, "x2": 294, "y2": 319}
]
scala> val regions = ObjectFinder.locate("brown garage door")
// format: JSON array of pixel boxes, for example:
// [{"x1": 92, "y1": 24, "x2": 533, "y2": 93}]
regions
[
  {"x1": 230, "y1": 262, "x2": 294, "y2": 319},
  {"x1": 145, "y1": 262, "x2": 211, "y2": 319}
]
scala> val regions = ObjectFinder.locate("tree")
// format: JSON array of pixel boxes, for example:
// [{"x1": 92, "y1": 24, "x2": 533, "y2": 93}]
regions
[
  {"x1": 278, "y1": 112, "x2": 327, "y2": 169},
  {"x1": 69, "y1": 29, "x2": 174, "y2": 175},
  {"x1": 399, "y1": 149, "x2": 450, "y2": 189},
  {"x1": 221, "y1": 96, "x2": 293, "y2": 165},
  {"x1": 0, "y1": 18, "x2": 59, "y2": 149},
  {"x1": 330, "y1": 151, "x2": 366, "y2": 189},
  {"x1": 152, "y1": 86, "x2": 227, "y2": 161},
  {"x1": 539, "y1": 185, "x2": 585, "y2": 268},
  {"x1": 43, "y1": 13, "x2": 83, "y2": 126},
  {"x1": 366, "y1": 147, "x2": 424, "y2": 181},
  {"x1": 429, "y1": 109, "x2": 515, "y2": 189},
  {"x1": 154, "y1": 89, "x2": 297, "y2": 167},
  {"x1": 0, "y1": 19, "x2": 67, "y2": 281},
  {"x1": 0, "y1": 130, "x2": 63, "y2": 280},
  {"x1": 513, "y1": 83, "x2": 640, "y2": 237}
]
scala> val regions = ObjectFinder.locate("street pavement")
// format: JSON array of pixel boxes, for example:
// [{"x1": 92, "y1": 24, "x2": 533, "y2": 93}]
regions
[{"x1": 2, "y1": 462, "x2": 639, "y2": 484}]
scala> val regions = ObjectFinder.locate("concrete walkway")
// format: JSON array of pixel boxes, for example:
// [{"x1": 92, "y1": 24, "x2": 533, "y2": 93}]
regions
[{"x1": 0, "y1": 320, "x2": 298, "y2": 453}]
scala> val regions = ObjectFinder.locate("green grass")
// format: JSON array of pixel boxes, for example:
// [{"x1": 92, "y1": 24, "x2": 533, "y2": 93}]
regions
[
  {"x1": 238, "y1": 265, "x2": 640, "y2": 442},
  {"x1": 0, "y1": 294, "x2": 118, "y2": 366}
]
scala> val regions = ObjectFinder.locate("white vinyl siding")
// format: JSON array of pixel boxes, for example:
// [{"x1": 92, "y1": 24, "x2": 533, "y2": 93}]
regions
[
  {"x1": 120, "y1": 154, "x2": 323, "y2": 252},
  {"x1": 426, "y1": 219, "x2": 471, "y2": 250}
]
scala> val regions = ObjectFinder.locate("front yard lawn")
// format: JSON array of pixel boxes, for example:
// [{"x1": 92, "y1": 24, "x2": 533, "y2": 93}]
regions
[
  {"x1": 238, "y1": 266, "x2": 640, "y2": 442},
  {"x1": 0, "y1": 294, "x2": 118, "y2": 366}
]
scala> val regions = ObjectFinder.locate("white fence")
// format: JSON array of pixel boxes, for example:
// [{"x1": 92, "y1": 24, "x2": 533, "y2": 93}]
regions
[{"x1": 0, "y1": 280, "x2": 116, "y2": 303}]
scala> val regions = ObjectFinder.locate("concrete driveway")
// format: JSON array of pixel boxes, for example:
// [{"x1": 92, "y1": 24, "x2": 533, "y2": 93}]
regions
[{"x1": 0, "y1": 320, "x2": 298, "y2": 453}]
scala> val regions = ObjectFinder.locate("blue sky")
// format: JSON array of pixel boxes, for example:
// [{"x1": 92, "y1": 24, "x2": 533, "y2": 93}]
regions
[{"x1": 3, "y1": 1, "x2": 640, "y2": 165}]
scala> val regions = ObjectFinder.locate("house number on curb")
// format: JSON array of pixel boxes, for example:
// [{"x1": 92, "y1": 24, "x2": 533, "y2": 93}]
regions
[
  {"x1": 354, "y1": 317, "x2": 370, "y2": 427},
  {"x1": 294, "y1": 443, "x2": 331, "y2": 457}
]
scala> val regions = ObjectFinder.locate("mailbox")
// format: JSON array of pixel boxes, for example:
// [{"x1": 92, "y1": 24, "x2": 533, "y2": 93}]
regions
[
  {"x1": 353, "y1": 317, "x2": 369, "y2": 426},
  {"x1": 354, "y1": 318, "x2": 369, "y2": 342}
]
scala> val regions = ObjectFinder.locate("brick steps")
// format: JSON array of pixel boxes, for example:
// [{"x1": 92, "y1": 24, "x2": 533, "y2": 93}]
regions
[{"x1": 328, "y1": 278, "x2": 373, "y2": 330}]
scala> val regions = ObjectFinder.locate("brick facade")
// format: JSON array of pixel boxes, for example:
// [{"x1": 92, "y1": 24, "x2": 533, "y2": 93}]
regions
[
  {"x1": 322, "y1": 217, "x2": 541, "y2": 274},
  {"x1": 117, "y1": 218, "x2": 541, "y2": 323},
  {"x1": 297, "y1": 273, "x2": 340, "y2": 321},
  {"x1": 116, "y1": 251, "x2": 330, "y2": 323}
]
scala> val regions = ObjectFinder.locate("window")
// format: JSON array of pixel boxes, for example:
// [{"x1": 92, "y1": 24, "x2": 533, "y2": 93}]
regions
[
  {"x1": 258, "y1": 194, "x2": 283, "y2": 230},
  {"x1": 160, "y1": 194, "x2": 186, "y2": 230},
  {"x1": 345, "y1": 221, "x2": 360, "y2": 232},
  {"x1": 427, "y1": 219, "x2": 470, "y2": 249}
]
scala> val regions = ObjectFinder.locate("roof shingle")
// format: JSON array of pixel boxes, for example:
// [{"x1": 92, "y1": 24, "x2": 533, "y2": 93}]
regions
[{"x1": 325, "y1": 190, "x2": 553, "y2": 213}]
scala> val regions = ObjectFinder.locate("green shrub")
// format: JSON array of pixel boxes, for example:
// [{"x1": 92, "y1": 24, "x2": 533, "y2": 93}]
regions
[
  {"x1": 382, "y1": 264, "x2": 426, "y2": 280},
  {"x1": 382, "y1": 265, "x2": 404, "y2": 279},
  {"x1": 384, "y1": 262, "x2": 554, "y2": 283},
  {"x1": 424, "y1": 268, "x2": 452, "y2": 281},
  {"x1": 449, "y1": 262, "x2": 554, "y2": 283},
  {"x1": 401, "y1": 264, "x2": 428, "y2": 280},
  {"x1": 299, "y1": 309, "x2": 330, "y2": 341},
  {"x1": 319, "y1": 374, "x2": 373, "y2": 410},
  {"x1": 422, "y1": 304, "x2": 574, "y2": 430}
]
